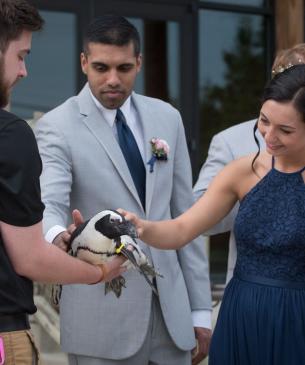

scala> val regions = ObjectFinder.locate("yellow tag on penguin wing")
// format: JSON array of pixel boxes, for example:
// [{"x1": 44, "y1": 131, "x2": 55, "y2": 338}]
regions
[{"x1": 115, "y1": 243, "x2": 124, "y2": 254}]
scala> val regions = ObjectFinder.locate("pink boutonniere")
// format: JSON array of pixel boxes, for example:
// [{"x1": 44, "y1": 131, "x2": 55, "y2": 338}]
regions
[{"x1": 147, "y1": 138, "x2": 170, "y2": 173}]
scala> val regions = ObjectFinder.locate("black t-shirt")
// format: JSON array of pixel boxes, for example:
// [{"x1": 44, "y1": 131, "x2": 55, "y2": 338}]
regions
[{"x1": 0, "y1": 109, "x2": 44, "y2": 315}]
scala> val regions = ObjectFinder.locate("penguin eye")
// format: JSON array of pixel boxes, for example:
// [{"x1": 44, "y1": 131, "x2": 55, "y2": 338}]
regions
[{"x1": 110, "y1": 217, "x2": 120, "y2": 223}]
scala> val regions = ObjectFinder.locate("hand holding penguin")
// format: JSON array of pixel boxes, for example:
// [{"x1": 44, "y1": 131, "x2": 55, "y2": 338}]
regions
[{"x1": 53, "y1": 210, "x2": 127, "y2": 282}]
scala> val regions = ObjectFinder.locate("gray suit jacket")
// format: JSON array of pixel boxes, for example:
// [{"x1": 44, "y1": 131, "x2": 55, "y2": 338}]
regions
[
  {"x1": 35, "y1": 84, "x2": 211, "y2": 359},
  {"x1": 193, "y1": 119, "x2": 265, "y2": 282}
]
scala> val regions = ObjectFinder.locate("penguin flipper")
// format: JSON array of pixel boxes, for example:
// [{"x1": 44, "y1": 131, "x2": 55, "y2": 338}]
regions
[
  {"x1": 120, "y1": 247, "x2": 159, "y2": 297},
  {"x1": 139, "y1": 263, "x2": 164, "y2": 278}
]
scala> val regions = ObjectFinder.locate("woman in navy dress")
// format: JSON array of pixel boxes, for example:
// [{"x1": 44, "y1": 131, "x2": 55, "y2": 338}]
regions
[{"x1": 120, "y1": 64, "x2": 305, "y2": 364}]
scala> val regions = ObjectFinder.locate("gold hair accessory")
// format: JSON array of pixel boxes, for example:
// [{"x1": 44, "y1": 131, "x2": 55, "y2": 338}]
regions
[{"x1": 272, "y1": 59, "x2": 303, "y2": 76}]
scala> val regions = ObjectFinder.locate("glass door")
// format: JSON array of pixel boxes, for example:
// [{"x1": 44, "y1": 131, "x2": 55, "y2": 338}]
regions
[
  {"x1": 126, "y1": 17, "x2": 180, "y2": 109},
  {"x1": 93, "y1": 1, "x2": 198, "y2": 158}
]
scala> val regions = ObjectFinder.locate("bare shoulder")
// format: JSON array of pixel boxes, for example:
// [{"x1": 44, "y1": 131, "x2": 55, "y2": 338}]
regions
[
  {"x1": 207, "y1": 154, "x2": 254, "y2": 196},
  {"x1": 209, "y1": 151, "x2": 270, "y2": 186},
  {"x1": 221, "y1": 153, "x2": 257, "y2": 178},
  {"x1": 234, "y1": 151, "x2": 271, "y2": 199},
  {"x1": 212, "y1": 152, "x2": 263, "y2": 198}
]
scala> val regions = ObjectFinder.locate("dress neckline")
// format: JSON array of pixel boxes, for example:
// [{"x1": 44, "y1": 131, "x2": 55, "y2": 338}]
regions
[
  {"x1": 271, "y1": 156, "x2": 305, "y2": 175},
  {"x1": 240, "y1": 157, "x2": 305, "y2": 205}
]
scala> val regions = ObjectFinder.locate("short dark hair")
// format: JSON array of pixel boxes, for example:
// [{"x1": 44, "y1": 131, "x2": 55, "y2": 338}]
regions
[
  {"x1": 83, "y1": 15, "x2": 140, "y2": 56},
  {"x1": 262, "y1": 64, "x2": 305, "y2": 122},
  {"x1": 0, "y1": 0, "x2": 44, "y2": 53}
]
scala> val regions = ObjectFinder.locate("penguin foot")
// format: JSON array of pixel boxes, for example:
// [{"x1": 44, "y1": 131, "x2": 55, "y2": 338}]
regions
[
  {"x1": 51, "y1": 284, "x2": 62, "y2": 306},
  {"x1": 105, "y1": 275, "x2": 126, "y2": 298}
]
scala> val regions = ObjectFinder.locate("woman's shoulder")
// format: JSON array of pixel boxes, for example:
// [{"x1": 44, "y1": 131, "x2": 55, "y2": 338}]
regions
[
  {"x1": 224, "y1": 152, "x2": 257, "y2": 175},
  {"x1": 227, "y1": 151, "x2": 271, "y2": 199},
  {"x1": 226, "y1": 151, "x2": 271, "y2": 174},
  {"x1": 210, "y1": 151, "x2": 271, "y2": 191},
  {"x1": 216, "y1": 151, "x2": 270, "y2": 196},
  {"x1": 210, "y1": 154, "x2": 255, "y2": 193}
]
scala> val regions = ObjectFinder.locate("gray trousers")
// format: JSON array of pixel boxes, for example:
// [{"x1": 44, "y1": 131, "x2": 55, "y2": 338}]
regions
[{"x1": 68, "y1": 296, "x2": 191, "y2": 365}]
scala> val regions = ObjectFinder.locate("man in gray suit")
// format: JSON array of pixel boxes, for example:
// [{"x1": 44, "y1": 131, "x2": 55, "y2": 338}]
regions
[
  {"x1": 193, "y1": 120, "x2": 264, "y2": 282},
  {"x1": 35, "y1": 15, "x2": 212, "y2": 365},
  {"x1": 193, "y1": 43, "x2": 305, "y2": 282}
]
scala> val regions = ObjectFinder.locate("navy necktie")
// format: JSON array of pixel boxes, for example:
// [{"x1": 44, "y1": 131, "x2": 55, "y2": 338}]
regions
[{"x1": 116, "y1": 109, "x2": 146, "y2": 209}]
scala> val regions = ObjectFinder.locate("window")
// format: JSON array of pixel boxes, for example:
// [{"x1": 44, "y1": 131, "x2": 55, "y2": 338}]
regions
[
  {"x1": 199, "y1": 10, "x2": 267, "y2": 162},
  {"x1": 128, "y1": 18, "x2": 181, "y2": 108},
  {"x1": 200, "y1": 0, "x2": 264, "y2": 6},
  {"x1": 11, "y1": 10, "x2": 77, "y2": 119}
]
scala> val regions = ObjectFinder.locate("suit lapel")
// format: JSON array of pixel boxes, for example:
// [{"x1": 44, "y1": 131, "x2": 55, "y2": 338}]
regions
[
  {"x1": 78, "y1": 85, "x2": 143, "y2": 210},
  {"x1": 132, "y1": 93, "x2": 157, "y2": 215}
]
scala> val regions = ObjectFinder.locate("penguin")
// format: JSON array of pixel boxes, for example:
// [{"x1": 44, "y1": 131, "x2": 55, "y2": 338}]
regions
[{"x1": 52, "y1": 209, "x2": 162, "y2": 304}]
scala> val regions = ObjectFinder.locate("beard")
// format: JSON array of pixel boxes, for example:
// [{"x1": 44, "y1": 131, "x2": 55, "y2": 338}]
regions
[{"x1": 0, "y1": 56, "x2": 10, "y2": 109}]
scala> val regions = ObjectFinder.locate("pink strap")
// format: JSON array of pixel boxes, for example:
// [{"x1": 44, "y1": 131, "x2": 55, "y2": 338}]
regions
[{"x1": 0, "y1": 337, "x2": 5, "y2": 365}]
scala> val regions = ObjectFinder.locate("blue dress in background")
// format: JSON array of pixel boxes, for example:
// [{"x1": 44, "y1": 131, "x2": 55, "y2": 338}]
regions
[{"x1": 209, "y1": 159, "x2": 305, "y2": 364}]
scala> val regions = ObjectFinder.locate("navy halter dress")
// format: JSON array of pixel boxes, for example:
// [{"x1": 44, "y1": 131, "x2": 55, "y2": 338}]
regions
[{"x1": 209, "y1": 158, "x2": 305, "y2": 365}]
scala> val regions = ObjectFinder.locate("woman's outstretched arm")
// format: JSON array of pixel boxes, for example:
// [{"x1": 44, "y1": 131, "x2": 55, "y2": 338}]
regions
[{"x1": 120, "y1": 158, "x2": 243, "y2": 250}]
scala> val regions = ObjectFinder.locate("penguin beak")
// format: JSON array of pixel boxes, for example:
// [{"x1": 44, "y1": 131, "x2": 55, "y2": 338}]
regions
[{"x1": 118, "y1": 220, "x2": 138, "y2": 238}]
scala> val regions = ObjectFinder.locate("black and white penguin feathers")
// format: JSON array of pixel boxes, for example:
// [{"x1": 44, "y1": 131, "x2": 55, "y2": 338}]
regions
[
  {"x1": 68, "y1": 209, "x2": 138, "y2": 265},
  {"x1": 66, "y1": 209, "x2": 161, "y2": 298}
]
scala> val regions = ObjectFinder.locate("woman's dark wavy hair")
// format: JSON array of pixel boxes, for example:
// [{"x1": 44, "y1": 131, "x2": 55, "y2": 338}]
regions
[{"x1": 252, "y1": 64, "x2": 305, "y2": 171}]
